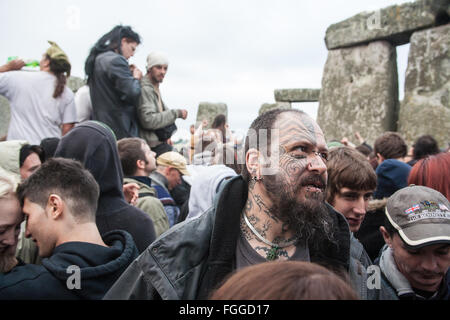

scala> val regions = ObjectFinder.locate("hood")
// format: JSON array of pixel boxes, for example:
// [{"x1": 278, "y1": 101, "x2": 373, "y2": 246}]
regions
[
  {"x1": 54, "y1": 121, "x2": 125, "y2": 212},
  {"x1": 140, "y1": 75, "x2": 154, "y2": 90},
  {"x1": 0, "y1": 140, "x2": 28, "y2": 180},
  {"x1": 379, "y1": 246, "x2": 414, "y2": 297},
  {"x1": 367, "y1": 197, "x2": 388, "y2": 212},
  {"x1": 187, "y1": 165, "x2": 237, "y2": 219},
  {"x1": 374, "y1": 159, "x2": 411, "y2": 199},
  {"x1": 41, "y1": 230, "x2": 138, "y2": 299}
]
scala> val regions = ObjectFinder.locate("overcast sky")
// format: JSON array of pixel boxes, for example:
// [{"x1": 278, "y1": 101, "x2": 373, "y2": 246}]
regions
[{"x1": 1, "y1": 0, "x2": 411, "y2": 141}]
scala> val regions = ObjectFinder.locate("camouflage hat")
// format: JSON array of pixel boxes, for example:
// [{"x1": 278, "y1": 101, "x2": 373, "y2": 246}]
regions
[
  {"x1": 385, "y1": 185, "x2": 450, "y2": 248},
  {"x1": 46, "y1": 40, "x2": 71, "y2": 75}
]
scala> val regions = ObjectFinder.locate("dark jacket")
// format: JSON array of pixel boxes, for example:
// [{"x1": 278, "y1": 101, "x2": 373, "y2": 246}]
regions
[
  {"x1": 373, "y1": 159, "x2": 411, "y2": 200},
  {"x1": 89, "y1": 51, "x2": 141, "y2": 139},
  {"x1": 150, "y1": 171, "x2": 180, "y2": 227},
  {"x1": 104, "y1": 176, "x2": 377, "y2": 300},
  {"x1": 0, "y1": 230, "x2": 138, "y2": 300},
  {"x1": 355, "y1": 198, "x2": 388, "y2": 262},
  {"x1": 54, "y1": 121, "x2": 156, "y2": 253}
]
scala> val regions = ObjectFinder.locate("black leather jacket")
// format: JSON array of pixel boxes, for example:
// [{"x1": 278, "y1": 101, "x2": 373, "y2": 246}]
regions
[{"x1": 103, "y1": 176, "x2": 380, "y2": 300}]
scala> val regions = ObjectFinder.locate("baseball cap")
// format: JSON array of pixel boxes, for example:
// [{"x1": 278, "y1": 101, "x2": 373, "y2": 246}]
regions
[
  {"x1": 385, "y1": 185, "x2": 450, "y2": 248},
  {"x1": 157, "y1": 151, "x2": 190, "y2": 176}
]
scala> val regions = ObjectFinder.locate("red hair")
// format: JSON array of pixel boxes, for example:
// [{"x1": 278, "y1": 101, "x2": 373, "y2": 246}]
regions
[{"x1": 408, "y1": 152, "x2": 450, "y2": 200}]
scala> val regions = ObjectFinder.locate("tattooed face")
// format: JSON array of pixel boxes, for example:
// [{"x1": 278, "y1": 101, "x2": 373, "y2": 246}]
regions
[
  {"x1": 263, "y1": 112, "x2": 328, "y2": 202},
  {"x1": 261, "y1": 112, "x2": 333, "y2": 240}
]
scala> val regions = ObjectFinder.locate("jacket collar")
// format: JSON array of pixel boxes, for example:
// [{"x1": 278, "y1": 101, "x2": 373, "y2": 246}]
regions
[{"x1": 129, "y1": 176, "x2": 153, "y2": 187}]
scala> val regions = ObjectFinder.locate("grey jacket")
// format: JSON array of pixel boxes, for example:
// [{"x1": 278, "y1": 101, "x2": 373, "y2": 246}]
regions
[
  {"x1": 104, "y1": 175, "x2": 376, "y2": 300},
  {"x1": 89, "y1": 51, "x2": 141, "y2": 140},
  {"x1": 138, "y1": 77, "x2": 180, "y2": 148},
  {"x1": 349, "y1": 233, "x2": 378, "y2": 299}
]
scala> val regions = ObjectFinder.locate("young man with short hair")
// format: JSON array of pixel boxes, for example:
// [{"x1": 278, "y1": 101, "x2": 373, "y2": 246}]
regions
[
  {"x1": 357, "y1": 132, "x2": 412, "y2": 261},
  {"x1": 378, "y1": 185, "x2": 450, "y2": 300},
  {"x1": 326, "y1": 146, "x2": 377, "y2": 234},
  {"x1": 326, "y1": 146, "x2": 379, "y2": 298},
  {"x1": 373, "y1": 131, "x2": 411, "y2": 199},
  {"x1": 117, "y1": 137, "x2": 169, "y2": 237},
  {"x1": 0, "y1": 158, "x2": 138, "y2": 299}
]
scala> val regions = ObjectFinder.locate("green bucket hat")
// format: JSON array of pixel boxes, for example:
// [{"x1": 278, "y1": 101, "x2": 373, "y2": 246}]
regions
[{"x1": 46, "y1": 40, "x2": 71, "y2": 76}]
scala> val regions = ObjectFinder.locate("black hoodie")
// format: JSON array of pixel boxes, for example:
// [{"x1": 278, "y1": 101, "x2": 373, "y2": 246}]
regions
[
  {"x1": 54, "y1": 121, "x2": 156, "y2": 253},
  {"x1": 0, "y1": 230, "x2": 138, "y2": 299}
]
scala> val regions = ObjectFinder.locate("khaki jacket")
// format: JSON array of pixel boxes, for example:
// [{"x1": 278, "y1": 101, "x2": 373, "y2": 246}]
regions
[
  {"x1": 137, "y1": 77, "x2": 179, "y2": 148},
  {"x1": 124, "y1": 177, "x2": 169, "y2": 237}
]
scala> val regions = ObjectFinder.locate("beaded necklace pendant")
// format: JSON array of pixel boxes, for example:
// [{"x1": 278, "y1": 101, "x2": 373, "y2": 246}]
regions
[{"x1": 266, "y1": 245, "x2": 279, "y2": 261}]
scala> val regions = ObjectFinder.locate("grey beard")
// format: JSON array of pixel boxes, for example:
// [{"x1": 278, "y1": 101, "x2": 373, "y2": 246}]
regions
[{"x1": 0, "y1": 254, "x2": 18, "y2": 273}]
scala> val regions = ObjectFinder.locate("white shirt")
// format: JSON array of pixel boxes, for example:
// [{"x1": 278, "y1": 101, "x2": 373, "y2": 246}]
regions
[
  {"x1": 74, "y1": 84, "x2": 92, "y2": 123},
  {"x1": 0, "y1": 70, "x2": 77, "y2": 144}
]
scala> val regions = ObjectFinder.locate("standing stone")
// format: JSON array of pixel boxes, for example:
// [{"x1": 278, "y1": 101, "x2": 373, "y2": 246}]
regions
[
  {"x1": 0, "y1": 96, "x2": 10, "y2": 138},
  {"x1": 398, "y1": 24, "x2": 450, "y2": 149},
  {"x1": 317, "y1": 41, "x2": 399, "y2": 146},
  {"x1": 196, "y1": 102, "x2": 228, "y2": 129},
  {"x1": 67, "y1": 76, "x2": 86, "y2": 93},
  {"x1": 325, "y1": 0, "x2": 450, "y2": 50},
  {"x1": 258, "y1": 102, "x2": 291, "y2": 115},
  {"x1": 274, "y1": 89, "x2": 321, "y2": 102}
]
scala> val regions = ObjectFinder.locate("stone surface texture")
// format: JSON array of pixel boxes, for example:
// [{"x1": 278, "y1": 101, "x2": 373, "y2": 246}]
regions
[
  {"x1": 325, "y1": 0, "x2": 450, "y2": 50},
  {"x1": 274, "y1": 89, "x2": 321, "y2": 102},
  {"x1": 258, "y1": 102, "x2": 291, "y2": 115},
  {"x1": 195, "y1": 102, "x2": 228, "y2": 129},
  {"x1": 398, "y1": 23, "x2": 450, "y2": 149},
  {"x1": 317, "y1": 41, "x2": 399, "y2": 146}
]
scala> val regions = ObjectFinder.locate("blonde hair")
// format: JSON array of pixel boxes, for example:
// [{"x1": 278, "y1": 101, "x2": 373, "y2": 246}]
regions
[{"x1": 0, "y1": 167, "x2": 19, "y2": 199}]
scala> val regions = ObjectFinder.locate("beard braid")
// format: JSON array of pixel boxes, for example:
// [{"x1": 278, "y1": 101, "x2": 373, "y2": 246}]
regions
[
  {"x1": 0, "y1": 254, "x2": 18, "y2": 273},
  {"x1": 264, "y1": 175, "x2": 336, "y2": 248}
]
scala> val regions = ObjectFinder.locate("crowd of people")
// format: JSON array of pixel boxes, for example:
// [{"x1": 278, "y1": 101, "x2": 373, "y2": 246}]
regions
[{"x1": 0, "y1": 24, "x2": 449, "y2": 301}]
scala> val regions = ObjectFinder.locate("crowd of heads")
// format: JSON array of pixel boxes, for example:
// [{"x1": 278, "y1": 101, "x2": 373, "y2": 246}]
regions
[{"x1": 0, "y1": 23, "x2": 449, "y2": 301}]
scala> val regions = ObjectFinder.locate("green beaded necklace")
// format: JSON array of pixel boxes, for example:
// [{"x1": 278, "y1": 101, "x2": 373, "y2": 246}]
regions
[{"x1": 243, "y1": 212, "x2": 298, "y2": 261}]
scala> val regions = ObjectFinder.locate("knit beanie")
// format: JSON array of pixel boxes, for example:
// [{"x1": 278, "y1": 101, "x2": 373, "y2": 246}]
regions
[{"x1": 146, "y1": 52, "x2": 169, "y2": 71}]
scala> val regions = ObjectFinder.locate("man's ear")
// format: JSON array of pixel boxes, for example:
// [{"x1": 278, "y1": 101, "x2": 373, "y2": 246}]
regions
[
  {"x1": 379, "y1": 226, "x2": 393, "y2": 248},
  {"x1": 246, "y1": 148, "x2": 260, "y2": 178},
  {"x1": 47, "y1": 194, "x2": 64, "y2": 220},
  {"x1": 165, "y1": 166, "x2": 177, "y2": 177},
  {"x1": 376, "y1": 153, "x2": 384, "y2": 164},
  {"x1": 136, "y1": 159, "x2": 145, "y2": 170}
]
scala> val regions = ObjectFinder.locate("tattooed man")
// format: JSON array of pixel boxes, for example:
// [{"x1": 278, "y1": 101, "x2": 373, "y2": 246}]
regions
[{"x1": 104, "y1": 109, "x2": 380, "y2": 300}]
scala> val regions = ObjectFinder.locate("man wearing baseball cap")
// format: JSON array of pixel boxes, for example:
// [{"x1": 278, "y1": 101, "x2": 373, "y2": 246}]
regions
[
  {"x1": 378, "y1": 185, "x2": 450, "y2": 300},
  {"x1": 150, "y1": 151, "x2": 190, "y2": 227}
]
